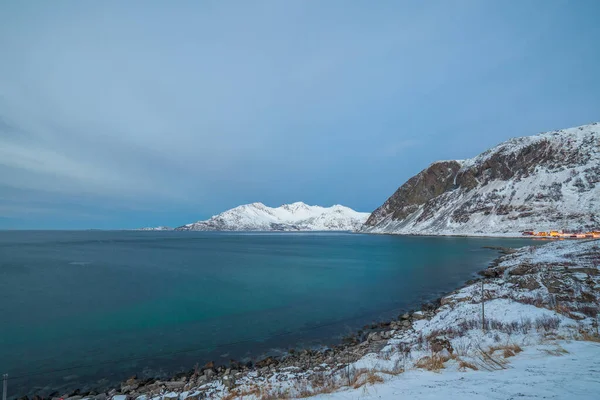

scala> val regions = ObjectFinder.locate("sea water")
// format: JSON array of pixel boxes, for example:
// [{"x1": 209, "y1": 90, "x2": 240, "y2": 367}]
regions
[{"x1": 0, "y1": 230, "x2": 538, "y2": 395}]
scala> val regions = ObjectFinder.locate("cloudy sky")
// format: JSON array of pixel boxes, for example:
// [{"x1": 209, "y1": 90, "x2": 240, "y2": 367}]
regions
[{"x1": 0, "y1": 0, "x2": 599, "y2": 229}]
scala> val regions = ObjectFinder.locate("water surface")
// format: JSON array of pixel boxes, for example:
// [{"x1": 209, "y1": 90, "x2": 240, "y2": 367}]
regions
[{"x1": 0, "y1": 231, "x2": 538, "y2": 395}]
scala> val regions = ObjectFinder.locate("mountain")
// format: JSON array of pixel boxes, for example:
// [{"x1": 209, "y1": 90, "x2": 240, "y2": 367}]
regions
[
  {"x1": 363, "y1": 123, "x2": 600, "y2": 236},
  {"x1": 137, "y1": 226, "x2": 172, "y2": 231},
  {"x1": 176, "y1": 202, "x2": 370, "y2": 231}
]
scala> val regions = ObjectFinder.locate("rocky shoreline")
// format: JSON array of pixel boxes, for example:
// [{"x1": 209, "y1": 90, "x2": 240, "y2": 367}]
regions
[
  {"x1": 37, "y1": 307, "x2": 439, "y2": 400},
  {"x1": 19, "y1": 238, "x2": 600, "y2": 400}
]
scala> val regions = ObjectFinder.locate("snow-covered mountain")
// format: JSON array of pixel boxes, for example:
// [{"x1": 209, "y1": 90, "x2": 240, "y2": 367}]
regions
[
  {"x1": 177, "y1": 202, "x2": 370, "y2": 231},
  {"x1": 363, "y1": 123, "x2": 600, "y2": 236}
]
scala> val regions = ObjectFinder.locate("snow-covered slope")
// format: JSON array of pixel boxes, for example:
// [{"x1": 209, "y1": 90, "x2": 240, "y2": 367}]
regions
[
  {"x1": 177, "y1": 202, "x2": 370, "y2": 231},
  {"x1": 363, "y1": 123, "x2": 600, "y2": 235}
]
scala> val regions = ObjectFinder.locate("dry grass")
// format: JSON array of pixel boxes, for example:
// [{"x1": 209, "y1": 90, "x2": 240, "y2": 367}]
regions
[
  {"x1": 415, "y1": 354, "x2": 449, "y2": 372},
  {"x1": 488, "y1": 343, "x2": 523, "y2": 358},
  {"x1": 458, "y1": 359, "x2": 479, "y2": 371},
  {"x1": 224, "y1": 386, "x2": 261, "y2": 400},
  {"x1": 541, "y1": 345, "x2": 569, "y2": 356},
  {"x1": 475, "y1": 345, "x2": 510, "y2": 371},
  {"x1": 579, "y1": 330, "x2": 600, "y2": 343},
  {"x1": 259, "y1": 387, "x2": 291, "y2": 400},
  {"x1": 351, "y1": 370, "x2": 384, "y2": 389}
]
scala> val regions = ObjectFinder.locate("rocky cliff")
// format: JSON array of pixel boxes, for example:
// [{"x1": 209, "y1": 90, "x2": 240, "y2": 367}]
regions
[{"x1": 363, "y1": 123, "x2": 600, "y2": 235}]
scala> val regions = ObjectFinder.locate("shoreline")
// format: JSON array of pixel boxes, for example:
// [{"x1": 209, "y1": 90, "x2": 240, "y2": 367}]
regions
[{"x1": 15, "y1": 238, "x2": 600, "y2": 400}]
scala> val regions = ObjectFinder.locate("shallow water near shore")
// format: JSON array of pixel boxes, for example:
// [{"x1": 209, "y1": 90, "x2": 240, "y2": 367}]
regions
[{"x1": 0, "y1": 231, "x2": 539, "y2": 396}]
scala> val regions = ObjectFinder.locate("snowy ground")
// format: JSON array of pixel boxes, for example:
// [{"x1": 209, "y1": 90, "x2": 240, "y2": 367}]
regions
[{"x1": 312, "y1": 341, "x2": 600, "y2": 400}]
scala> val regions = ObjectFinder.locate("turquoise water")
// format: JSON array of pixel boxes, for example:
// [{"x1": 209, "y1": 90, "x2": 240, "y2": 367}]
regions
[{"x1": 0, "y1": 231, "x2": 537, "y2": 395}]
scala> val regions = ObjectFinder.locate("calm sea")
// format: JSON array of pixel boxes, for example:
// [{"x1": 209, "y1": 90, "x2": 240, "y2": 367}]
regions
[{"x1": 0, "y1": 231, "x2": 537, "y2": 396}]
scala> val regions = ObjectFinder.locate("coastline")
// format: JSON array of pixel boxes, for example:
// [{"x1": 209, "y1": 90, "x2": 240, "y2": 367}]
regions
[{"x1": 16, "y1": 238, "x2": 600, "y2": 400}]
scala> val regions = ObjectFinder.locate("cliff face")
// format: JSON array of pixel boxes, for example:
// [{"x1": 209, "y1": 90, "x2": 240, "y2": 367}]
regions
[
  {"x1": 365, "y1": 161, "x2": 462, "y2": 225},
  {"x1": 363, "y1": 123, "x2": 600, "y2": 235}
]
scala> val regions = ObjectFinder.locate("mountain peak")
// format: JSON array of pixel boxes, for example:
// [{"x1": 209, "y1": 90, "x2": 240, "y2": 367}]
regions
[
  {"x1": 177, "y1": 202, "x2": 370, "y2": 231},
  {"x1": 364, "y1": 123, "x2": 599, "y2": 235}
]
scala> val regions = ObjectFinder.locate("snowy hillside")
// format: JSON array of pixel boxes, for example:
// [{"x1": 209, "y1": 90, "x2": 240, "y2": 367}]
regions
[
  {"x1": 363, "y1": 123, "x2": 600, "y2": 236},
  {"x1": 176, "y1": 202, "x2": 370, "y2": 231}
]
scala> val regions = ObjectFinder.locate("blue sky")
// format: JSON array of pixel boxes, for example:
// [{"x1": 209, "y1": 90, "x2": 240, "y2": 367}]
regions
[{"x1": 0, "y1": 0, "x2": 599, "y2": 229}]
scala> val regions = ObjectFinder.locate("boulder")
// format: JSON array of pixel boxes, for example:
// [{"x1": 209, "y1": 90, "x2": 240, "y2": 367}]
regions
[
  {"x1": 182, "y1": 392, "x2": 200, "y2": 400},
  {"x1": 221, "y1": 375, "x2": 236, "y2": 389},
  {"x1": 120, "y1": 385, "x2": 138, "y2": 394},
  {"x1": 412, "y1": 311, "x2": 426, "y2": 320},
  {"x1": 196, "y1": 375, "x2": 208, "y2": 385},
  {"x1": 255, "y1": 356, "x2": 278, "y2": 368},
  {"x1": 509, "y1": 263, "x2": 536, "y2": 276},
  {"x1": 164, "y1": 382, "x2": 185, "y2": 390},
  {"x1": 163, "y1": 392, "x2": 178, "y2": 400}
]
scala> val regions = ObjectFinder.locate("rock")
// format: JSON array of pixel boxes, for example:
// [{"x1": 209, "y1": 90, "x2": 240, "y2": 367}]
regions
[
  {"x1": 222, "y1": 375, "x2": 236, "y2": 389},
  {"x1": 429, "y1": 337, "x2": 453, "y2": 354},
  {"x1": 412, "y1": 311, "x2": 426, "y2": 320},
  {"x1": 140, "y1": 383, "x2": 160, "y2": 393},
  {"x1": 182, "y1": 393, "x2": 200, "y2": 400},
  {"x1": 112, "y1": 396, "x2": 127, "y2": 400},
  {"x1": 400, "y1": 313, "x2": 410, "y2": 320},
  {"x1": 513, "y1": 276, "x2": 541, "y2": 290},
  {"x1": 440, "y1": 297, "x2": 454, "y2": 306},
  {"x1": 402, "y1": 320, "x2": 411, "y2": 328},
  {"x1": 381, "y1": 330, "x2": 393, "y2": 339},
  {"x1": 480, "y1": 268, "x2": 500, "y2": 278},
  {"x1": 163, "y1": 393, "x2": 178, "y2": 400},
  {"x1": 164, "y1": 381, "x2": 185, "y2": 390},
  {"x1": 255, "y1": 356, "x2": 278, "y2": 368},
  {"x1": 108, "y1": 390, "x2": 117, "y2": 397},
  {"x1": 509, "y1": 263, "x2": 536, "y2": 276},
  {"x1": 196, "y1": 375, "x2": 208, "y2": 385},
  {"x1": 120, "y1": 385, "x2": 138, "y2": 394},
  {"x1": 66, "y1": 396, "x2": 82, "y2": 400},
  {"x1": 203, "y1": 361, "x2": 214, "y2": 370},
  {"x1": 203, "y1": 369, "x2": 215, "y2": 379},
  {"x1": 94, "y1": 394, "x2": 107, "y2": 400}
]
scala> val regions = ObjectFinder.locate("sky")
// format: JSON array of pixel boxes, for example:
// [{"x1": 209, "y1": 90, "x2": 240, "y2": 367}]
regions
[{"x1": 0, "y1": 0, "x2": 599, "y2": 229}]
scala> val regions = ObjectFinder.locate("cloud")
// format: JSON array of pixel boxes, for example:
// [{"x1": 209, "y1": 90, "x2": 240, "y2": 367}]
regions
[{"x1": 0, "y1": 0, "x2": 597, "y2": 228}]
